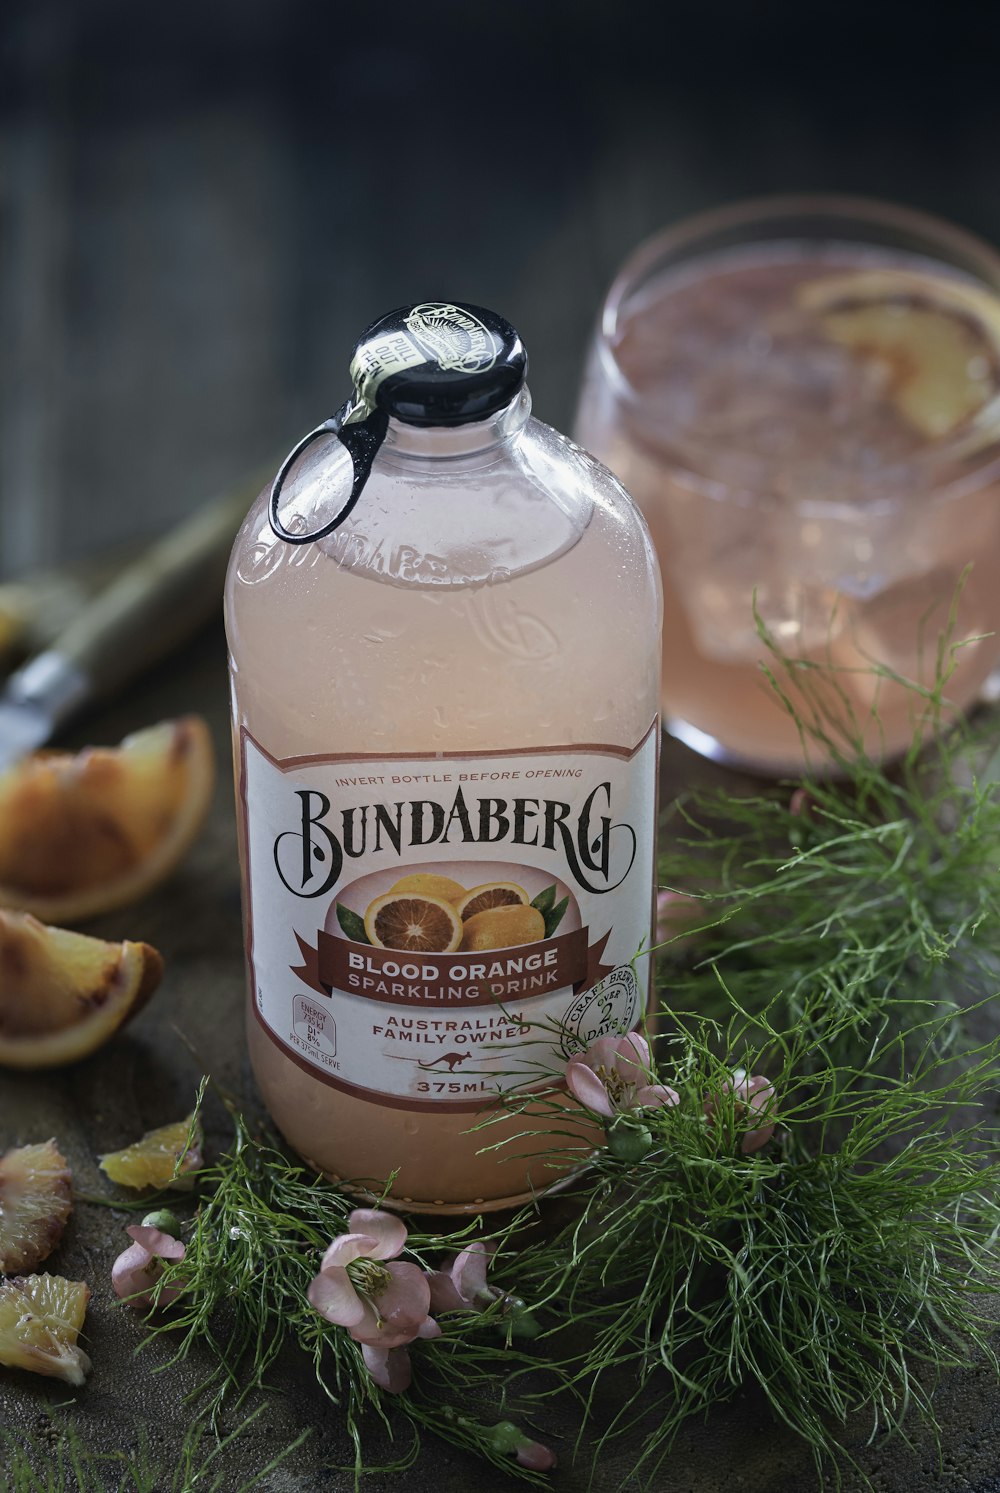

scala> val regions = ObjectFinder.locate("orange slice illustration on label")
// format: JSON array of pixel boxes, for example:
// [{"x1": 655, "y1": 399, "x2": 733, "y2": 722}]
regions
[
  {"x1": 461, "y1": 903, "x2": 545, "y2": 951},
  {"x1": 389, "y1": 872, "x2": 466, "y2": 902},
  {"x1": 364, "y1": 893, "x2": 463, "y2": 953},
  {"x1": 455, "y1": 881, "x2": 529, "y2": 920}
]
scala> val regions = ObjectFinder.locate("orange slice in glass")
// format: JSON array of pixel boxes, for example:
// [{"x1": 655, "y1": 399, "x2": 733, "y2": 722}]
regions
[{"x1": 798, "y1": 268, "x2": 1000, "y2": 441}]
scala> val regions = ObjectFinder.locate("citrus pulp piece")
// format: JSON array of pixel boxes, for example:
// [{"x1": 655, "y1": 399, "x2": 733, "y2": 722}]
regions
[
  {"x1": 100, "y1": 1115, "x2": 202, "y2": 1190},
  {"x1": 0, "y1": 1140, "x2": 73, "y2": 1272},
  {"x1": 0, "y1": 716, "x2": 215, "y2": 924},
  {"x1": 461, "y1": 904, "x2": 546, "y2": 952},
  {"x1": 797, "y1": 268, "x2": 1000, "y2": 440},
  {"x1": 0, "y1": 909, "x2": 163, "y2": 1070},
  {"x1": 454, "y1": 881, "x2": 529, "y2": 920},
  {"x1": 389, "y1": 871, "x2": 467, "y2": 902},
  {"x1": 364, "y1": 893, "x2": 463, "y2": 953},
  {"x1": 0, "y1": 1274, "x2": 91, "y2": 1385}
]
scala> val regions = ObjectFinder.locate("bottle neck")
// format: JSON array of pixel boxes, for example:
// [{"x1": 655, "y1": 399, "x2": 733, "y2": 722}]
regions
[{"x1": 379, "y1": 388, "x2": 532, "y2": 467}]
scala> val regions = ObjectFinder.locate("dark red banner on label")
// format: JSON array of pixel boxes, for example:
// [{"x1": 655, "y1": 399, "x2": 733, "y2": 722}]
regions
[{"x1": 317, "y1": 927, "x2": 589, "y2": 1006}]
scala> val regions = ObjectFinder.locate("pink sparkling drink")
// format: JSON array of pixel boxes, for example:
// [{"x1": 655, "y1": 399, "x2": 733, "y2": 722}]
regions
[{"x1": 575, "y1": 198, "x2": 1000, "y2": 772}]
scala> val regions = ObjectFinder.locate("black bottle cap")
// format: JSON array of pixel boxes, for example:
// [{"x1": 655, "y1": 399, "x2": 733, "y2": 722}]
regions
[{"x1": 349, "y1": 302, "x2": 528, "y2": 427}]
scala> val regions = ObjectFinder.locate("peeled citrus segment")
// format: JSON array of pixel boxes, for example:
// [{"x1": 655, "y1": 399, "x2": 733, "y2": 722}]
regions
[
  {"x1": 797, "y1": 269, "x2": 1000, "y2": 440},
  {"x1": 461, "y1": 904, "x2": 546, "y2": 952},
  {"x1": 0, "y1": 909, "x2": 163, "y2": 1070},
  {"x1": 0, "y1": 1274, "x2": 91, "y2": 1385},
  {"x1": 0, "y1": 1140, "x2": 72, "y2": 1272},
  {"x1": 0, "y1": 716, "x2": 215, "y2": 924},
  {"x1": 100, "y1": 1115, "x2": 201, "y2": 1190},
  {"x1": 364, "y1": 893, "x2": 463, "y2": 953},
  {"x1": 455, "y1": 881, "x2": 529, "y2": 921},
  {"x1": 389, "y1": 872, "x2": 466, "y2": 902}
]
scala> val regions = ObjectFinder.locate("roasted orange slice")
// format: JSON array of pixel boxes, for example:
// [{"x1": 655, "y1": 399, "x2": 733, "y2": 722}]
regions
[
  {"x1": 390, "y1": 872, "x2": 466, "y2": 902},
  {"x1": 798, "y1": 268, "x2": 1000, "y2": 440},
  {"x1": 0, "y1": 1274, "x2": 91, "y2": 1385},
  {"x1": 364, "y1": 893, "x2": 463, "y2": 953},
  {"x1": 0, "y1": 1140, "x2": 73, "y2": 1272},
  {"x1": 0, "y1": 910, "x2": 163, "y2": 1069},
  {"x1": 0, "y1": 716, "x2": 214, "y2": 924},
  {"x1": 455, "y1": 881, "x2": 529, "y2": 920},
  {"x1": 461, "y1": 903, "x2": 545, "y2": 951},
  {"x1": 100, "y1": 1115, "x2": 201, "y2": 1190}
]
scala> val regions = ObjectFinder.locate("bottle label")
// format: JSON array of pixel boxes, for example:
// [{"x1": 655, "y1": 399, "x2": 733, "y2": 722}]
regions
[{"x1": 240, "y1": 724, "x2": 658, "y2": 1113}]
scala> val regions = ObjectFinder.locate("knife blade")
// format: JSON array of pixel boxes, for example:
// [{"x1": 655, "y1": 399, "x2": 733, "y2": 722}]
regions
[
  {"x1": 0, "y1": 700, "x2": 59, "y2": 773},
  {"x1": 0, "y1": 464, "x2": 272, "y2": 774}
]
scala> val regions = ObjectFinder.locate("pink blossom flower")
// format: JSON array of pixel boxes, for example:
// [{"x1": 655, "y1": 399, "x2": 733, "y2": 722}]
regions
[
  {"x1": 427, "y1": 1241, "x2": 494, "y2": 1313},
  {"x1": 112, "y1": 1224, "x2": 185, "y2": 1309},
  {"x1": 360, "y1": 1317, "x2": 441, "y2": 1394},
  {"x1": 308, "y1": 1209, "x2": 432, "y2": 1350},
  {"x1": 705, "y1": 1069, "x2": 777, "y2": 1154},
  {"x1": 428, "y1": 1241, "x2": 539, "y2": 1336},
  {"x1": 566, "y1": 1032, "x2": 679, "y2": 1119},
  {"x1": 655, "y1": 889, "x2": 701, "y2": 947}
]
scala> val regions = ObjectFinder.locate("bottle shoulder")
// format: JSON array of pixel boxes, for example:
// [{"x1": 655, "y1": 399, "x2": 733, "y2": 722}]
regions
[{"x1": 225, "y1": 416, "x2": 660, "y2": 621}]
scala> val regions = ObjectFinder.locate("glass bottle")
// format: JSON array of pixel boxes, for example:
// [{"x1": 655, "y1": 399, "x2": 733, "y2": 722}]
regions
[{"x1": 225, "y1": 302, "x2": 662, "y2": 1211}]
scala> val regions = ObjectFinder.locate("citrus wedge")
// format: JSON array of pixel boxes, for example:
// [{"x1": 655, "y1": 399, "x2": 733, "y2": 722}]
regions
[
  {"x1": 364, "y1": 893, "x2": 463, "y2": 953},
  {"x1": 455, "y1": 881, "x2": 529, "y2": 921},
  {"x1": 461, "y1": 903, "x2": 545, "y2": 951},
  {"x1": 0, "y1": 1274, "x2": 91, "y2": 1385},
  {"x1": 390, "y1": 872, "x2": 466, "y2": 902},
  {"x1": 0, "y1": 1140, "x2": 73, "y2": 1272},
  {"x1": 0, "y1": 716, "x2": 214, "y2": 924},
  {"x1": 0, "y1": 909, "x2": 163, "y2": 1069},
  {"x1": 100, "y1": 1115, "x2": 202, "y2": 1190},
  {"x1": 798, "y1": 268, "x2": 1000, "y2": 440}
]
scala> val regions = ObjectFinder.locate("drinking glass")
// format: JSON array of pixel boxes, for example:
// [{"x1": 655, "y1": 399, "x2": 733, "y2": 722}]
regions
[{"x1": 575, "y1": 196, "x2": 1000, "y2": 772}]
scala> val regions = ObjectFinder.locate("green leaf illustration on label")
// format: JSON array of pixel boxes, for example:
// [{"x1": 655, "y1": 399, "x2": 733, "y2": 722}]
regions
[
  {"x1": 336, "y1": 904, "x2": 370, "y2": 944},
  {"x1": 531, "y1": 885, "x2": 557, "y2": 915},
  {"x1": 543, "y1": 896, "x2": 569, "y2": 939}
]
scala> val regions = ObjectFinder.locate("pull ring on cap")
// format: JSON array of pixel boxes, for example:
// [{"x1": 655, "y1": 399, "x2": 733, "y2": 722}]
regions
[{"x1": 268, "y1": 400, "x2": 389, "y2": 545}]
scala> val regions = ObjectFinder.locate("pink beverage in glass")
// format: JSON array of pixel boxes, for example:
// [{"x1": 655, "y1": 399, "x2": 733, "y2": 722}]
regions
[
  {"x1": 226, "y1": 303, "x2": 661, "y2": 1212},
  {"x1": 575, "y1": 198, "x2": 1000, "y2": 772}
]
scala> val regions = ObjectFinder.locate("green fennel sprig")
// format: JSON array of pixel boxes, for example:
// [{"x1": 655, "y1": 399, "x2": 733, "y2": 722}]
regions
[
  {"x1": 657, "y1": 608, "x2": 1000, "y2": 1048},
  {"x1": 139, "y1": 1098, "x2": 559, "y2": 1486},
  {"x1": 500, "y1": 993, "x2": 1000, "y2": 1488}
]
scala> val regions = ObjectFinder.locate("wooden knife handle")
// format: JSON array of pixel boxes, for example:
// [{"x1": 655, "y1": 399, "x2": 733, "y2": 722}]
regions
[{"x1": 51, "y1": 469, "x2": 269, "y2": 701}]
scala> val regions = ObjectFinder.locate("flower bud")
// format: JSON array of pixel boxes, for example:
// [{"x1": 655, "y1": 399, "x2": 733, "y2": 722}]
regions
[
  {"x1": 141, "y1": 1208, "x2": 182, "y2": 1235},
  {"x1": 606, "y1": 1113, "x2": 653, "y2": 1162},
  {"x1": 500, "y1": 1294, "x2": 540, "y2": 1338}
]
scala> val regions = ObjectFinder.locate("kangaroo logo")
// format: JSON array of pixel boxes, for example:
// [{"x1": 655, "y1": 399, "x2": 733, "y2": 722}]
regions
[{"x1": 418, "y1": 1052, "x2": 470, "y2": 1072}]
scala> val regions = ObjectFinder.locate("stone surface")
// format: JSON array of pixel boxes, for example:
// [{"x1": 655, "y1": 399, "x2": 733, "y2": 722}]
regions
[{"x1": 2, "y1": 628, "x2": 1000, "y2": 1491}]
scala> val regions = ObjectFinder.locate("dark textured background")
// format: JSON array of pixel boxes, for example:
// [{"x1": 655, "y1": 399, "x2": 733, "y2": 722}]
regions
[
  {"x1": 3, "y1": 3, "x2": 1000, "y2": 1488},
  {"x1": 3, "y1": 0, "x2": 1000, "y2": 575}
]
